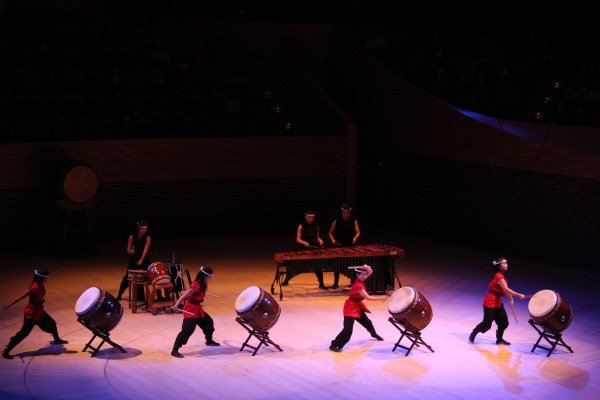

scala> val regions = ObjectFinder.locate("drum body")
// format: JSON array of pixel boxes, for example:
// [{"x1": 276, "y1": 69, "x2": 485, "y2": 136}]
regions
[
  {"x1": 147, "y1": 262, "x2": 170, "y2": 285},
  {"x1": 235, "y1": 286, "x2": 281, "y2": 332},
  {"x1": 75, "y1": 287, "x2": 123, "y2": 333},
  {"x1": 528, "y1": 289, "x2": 573, "y2": 333},
  {"x1": 388, "y1": 287, "x2": 433, "y2": 332}
]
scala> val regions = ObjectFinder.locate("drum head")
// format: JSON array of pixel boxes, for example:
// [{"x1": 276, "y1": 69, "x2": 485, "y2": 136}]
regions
[
  {"x1": 235, "y1": 286, "x2": 261, "y2": 313},
  {"x1": 528, "y1": 289, "x2": 558, "y2": 317},
  {"x1": 61, "y1": 163, "x2": 98, "y2": 203},
  {"x1": 148, "y1": 262, "x2": 166, "y2": 271},
  {"x1": 388, "y1": 287, "x2": 416, "y2": 314},
  {"x1": 75, "y1": 287, "x2": 102, "y2": 315}
]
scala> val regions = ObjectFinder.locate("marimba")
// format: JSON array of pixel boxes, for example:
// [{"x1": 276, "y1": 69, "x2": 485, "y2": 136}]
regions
[{"x1": 271, "y1": 244, "x2": 404, "y2": 299}]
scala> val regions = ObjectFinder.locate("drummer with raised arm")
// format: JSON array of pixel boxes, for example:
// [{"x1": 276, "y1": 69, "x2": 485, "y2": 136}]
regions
[
  {"x1": 3, "y1": 268, "x2": 68, "y2": 359},
  {"x1": 170, "y1": 266, "x2": 220, "y2": 358},
  {"x1": 329, "y1": 265, "x2": 385, "y2": 352},
  {"x1": 469, "y1": 257, "x2": 526, "y2": 345}
]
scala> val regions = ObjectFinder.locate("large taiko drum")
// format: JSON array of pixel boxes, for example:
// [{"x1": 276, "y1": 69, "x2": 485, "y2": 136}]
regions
[
  {"x1": 75, "y1": 287, "x2": 123, "y2": 333},
  {"x1": 528, "y1": 289, "x2": 573, "y2": 333},
  {"x1": 388, "y1": 287, "x2": 433, "y2": 332},
  {"x1": 59, "y1": 161, "x2": 99, "y2": 204},
  {"x1": 235, "y1": 286, "x2": 281, "y2": 332},
  {"x1": 147, "y1": 262, "x2": 171, "y2": 286}
]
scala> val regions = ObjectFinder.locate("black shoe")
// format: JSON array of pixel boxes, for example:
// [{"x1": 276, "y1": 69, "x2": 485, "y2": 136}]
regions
[
  {"x1": 171, "y1": 349, "x2": 184, "y2": 358},
  {"x1": 329, "y1": 344, "x2": 341, "y2": 353},
  {"x1": 281, "y1": 280, "x2": 289, "y2": 287},
  {"x1": 318, "y1": 284, "x2": 329, "y2": 290},
  {"x1": 206, "y1": 340, "x2": 221, "y2": 347},
  {"x1": 372, "y1": 334, "x2": 384, "y2": 341},
  {"x1": 2, "y1": 351, "x2": 13, "y2": 360},
  {"x1": 469, "y1": 331, "x2": 477, "y2": 343},
  {"x1": 331, "y1": 284, "x2": 339, "y2": 289},
  {"x1": 53, "y1": 338, "x2": 69, "y2": 345},
  {"x1": 496, "y1": 338, "x2": 511, "y2": 345}
]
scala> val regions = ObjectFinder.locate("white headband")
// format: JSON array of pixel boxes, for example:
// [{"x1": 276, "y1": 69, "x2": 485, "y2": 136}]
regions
[
  {"x1": 34, "y1": 269, "x2": 49, "y2": 277},
  {"x1": 200, "y1": 266, "x2": 213, "y2": 277}
]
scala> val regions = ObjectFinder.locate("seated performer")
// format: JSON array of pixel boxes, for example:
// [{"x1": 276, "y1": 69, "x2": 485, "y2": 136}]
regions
[
  {"x1": 171, "y1": 266, "x2": 220, "y2": 358},
  {"x1": 329, "y1": 265, "x2": 385, "y2": 352},
  {"x1": 3, "y1": 268, "x2": 68, "y2": 359}
]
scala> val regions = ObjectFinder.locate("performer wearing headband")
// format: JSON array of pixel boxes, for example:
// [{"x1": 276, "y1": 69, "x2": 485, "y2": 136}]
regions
[
  {"x1": 329, "y1": 265, "x2": 385, "y2": 352},
  {"x1": 116, "y1": 219, "x2": 153, "y2": 301},
  {"x1": 170, "y1": 266, "x2": 220, "y2": 358},
  {"x1": 469, "y1": 257, "x2": 526, "y2": 345},
  {"x1": 283, "y1": 210, "x2": 328, "y2": 289},
  {"x1": 327, "y1": 204, "x2": 360, "y2": 288},
  {"x1": 3, "y1": 268, "x2": 68, "y2": 359}
]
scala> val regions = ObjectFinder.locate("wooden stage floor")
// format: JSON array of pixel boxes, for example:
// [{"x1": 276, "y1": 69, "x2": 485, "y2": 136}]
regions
[{"x1": 1, "y1": 231, "x2": 598, "y2": 400}]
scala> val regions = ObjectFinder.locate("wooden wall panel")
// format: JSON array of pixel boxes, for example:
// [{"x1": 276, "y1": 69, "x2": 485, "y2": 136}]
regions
[{"x1": 0, "y1": 137, "x2": 350, "y2": 251}]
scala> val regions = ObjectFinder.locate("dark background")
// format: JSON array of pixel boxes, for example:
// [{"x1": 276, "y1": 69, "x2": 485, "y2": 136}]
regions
[{"x1": 0, "y1": 1, "x2": 598, "y2": 272}]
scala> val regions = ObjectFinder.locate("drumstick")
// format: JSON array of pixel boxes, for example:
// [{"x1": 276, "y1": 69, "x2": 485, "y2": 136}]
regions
[
  {"x1": 171, "y1": 307, "x2": 194, "y2": 315},
  {"x1": 205, "y1": 292, "x2": 219, "y2": 298},
  {"x1": 509, "y1": 302, "x2": 518, "y2": 323}
]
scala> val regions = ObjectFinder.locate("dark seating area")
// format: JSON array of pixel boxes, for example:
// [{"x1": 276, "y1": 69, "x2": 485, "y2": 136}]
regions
[
  {"x1": 0, "y1": 3, "x2": 342, "y2": 143},
  {"x1": 354, "y1": 11, "x2": 600, "y2": 127}
]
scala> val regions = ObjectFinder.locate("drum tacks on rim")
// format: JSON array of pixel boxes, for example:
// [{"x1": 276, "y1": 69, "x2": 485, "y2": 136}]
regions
[
  {"x1": 528, "y1": 289, "x2": 573, "y2": 333},
  {"x1": 147, "y1": 262, "x2": 171, "y2": 286},
  {"x1": 388, "y1": 287, "x2": 433, "y2": 332},
  {"x1": 235, "y1": 286, "x2": 281, "y2": 333},
  {"x1": 75, "y1": 287, "x2": 123, "y2": 333}
]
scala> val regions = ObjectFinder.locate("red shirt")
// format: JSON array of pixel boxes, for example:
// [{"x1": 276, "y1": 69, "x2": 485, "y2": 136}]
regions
[
  {"x1": 183, "y1": 281, "x2": 206, "y2": 319},
  {"x1": 483, "y1": 272, "x2": 506, "y2": 308},
  {"x1": 343, "y1": 279, "x2": 371, "y2": 318},
  {"x1": 24, "y1": 282, "x2": 46, "y2": 321}
]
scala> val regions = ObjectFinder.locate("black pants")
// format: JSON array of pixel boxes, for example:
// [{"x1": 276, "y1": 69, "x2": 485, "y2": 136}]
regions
[
  {"x1": 314, "y1": 270, "x2": 340, "y2": 285},
  {"x1": 6, "y1": 314, "x2": 60, "y2": 352},
  {"x1": 331, "y1": 311, "x2": 377, "y2": 349},
  {"x1": 173, "y1": 312, "x2": 215, "y2": 349},
  {"x1": 473, "y1": 305, "x2": 509, "y2": 338}
]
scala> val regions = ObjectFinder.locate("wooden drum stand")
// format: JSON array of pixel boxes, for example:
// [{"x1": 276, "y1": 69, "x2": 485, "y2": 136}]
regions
[
  {"x1": 528, "y1": 319, "x2": 574, "y2": 357},
  {"x1": 235, "y1": 317, "x2": 283, "y2": 356},
  {"x1": 388, "y1": 317, "x2": 434, "y2": 357}
]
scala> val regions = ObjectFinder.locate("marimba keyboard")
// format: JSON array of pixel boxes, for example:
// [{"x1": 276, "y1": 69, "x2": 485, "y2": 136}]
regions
[{"x1": 271, "y1": 244, "x2": 404, "y2": 299}]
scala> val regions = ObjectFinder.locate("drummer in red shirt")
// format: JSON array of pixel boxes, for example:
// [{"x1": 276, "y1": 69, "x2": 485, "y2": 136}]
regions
[
  {"x1": 170, "y1": 266, "x2": 220, "y2": 358},
  {"x1": 329, "y1": 264, "x2": 386, "y2": 352},
  {"x1": 469, "y1": 257, "x2": 526, "y2": 345},
  {"x1": 3, "y1": 268, "x2": 68, "y2": 359}
]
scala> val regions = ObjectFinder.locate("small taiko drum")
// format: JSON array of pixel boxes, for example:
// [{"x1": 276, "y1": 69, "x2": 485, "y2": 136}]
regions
[
  {"x1": 147, "y1": 262, "x2": 171, "y2": 285},
  {"x1": 75, "y1": 287, "x2": 123, "y2": 333},
  {"x1": 388, "y1": 287, "x2": 433, "y2": 332},
  {"x1": 528, "y1": 289, "x2": 573, "y2": 333},
  {"x1": 235, "y1": 286, "x2": 281, "y2": 332}
]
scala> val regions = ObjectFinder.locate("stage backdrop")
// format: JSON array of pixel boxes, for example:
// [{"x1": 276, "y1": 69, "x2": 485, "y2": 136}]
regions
[{"x1": 0, "y1": 136, "x2": 355, "y2": 252}]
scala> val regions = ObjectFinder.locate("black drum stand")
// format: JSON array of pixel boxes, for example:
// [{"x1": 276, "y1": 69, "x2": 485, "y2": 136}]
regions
[
  {"x1": 235, "y1": 317, "x2": 283, "y2": 356},
  {"x1": 528, "y1": 319, "x2": 574, "y2": 357},
  {"x1": 388, "y1": 317, "x2": 434, "y2": 356},
  {"x1": 78, "y1": 318, "x2": 127, "y2": 357}
]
